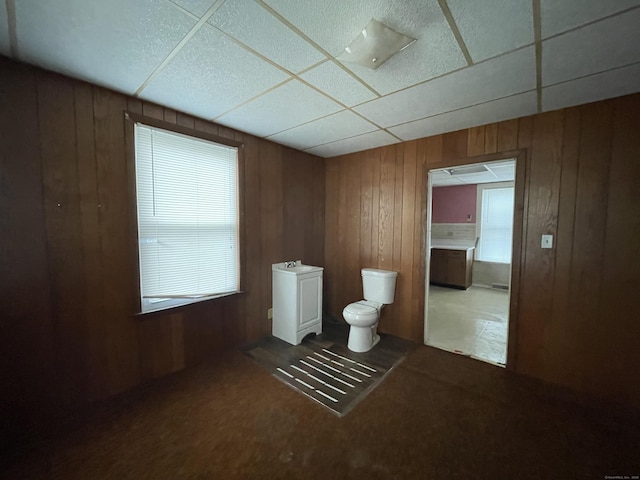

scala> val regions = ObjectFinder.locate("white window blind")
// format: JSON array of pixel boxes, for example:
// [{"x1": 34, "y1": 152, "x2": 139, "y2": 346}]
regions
[
  {"x1": 477, "y1": 186, "x2": 514, "y2": 264},
  {"x1": 134, "y1": 123, "x2": 239, "y2": 311}
]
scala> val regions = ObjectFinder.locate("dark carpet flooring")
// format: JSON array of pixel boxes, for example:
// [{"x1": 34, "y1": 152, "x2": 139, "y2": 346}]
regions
[{"x1": 2, "y1": 329, "x2": 639, "y2": 479}]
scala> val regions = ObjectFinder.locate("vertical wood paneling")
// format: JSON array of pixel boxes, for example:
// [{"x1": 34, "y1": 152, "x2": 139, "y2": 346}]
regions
[
  {"x1": 442, "y1": 130, "x2": 468, "y2": 160},
  {"x1": 568, "y1": 102, "x2": 613, "y2": 327},
  {"x1": 597, "y1": 95, "x2": 640, "y2": 404},
  {"x1": 484, "y1": 123, "x2": 498, "y2": 154},
  {"x1": 163, "y1": 108, "x2": 177, "y2": 124},
  {"x1": 345, "y1": 154, "x2": 362, "y2": 304},
  {"x1": 467, "y1": 126, "x2": 485, "y2": 156},
  {"x1": 0, "y1": 60, "x2": 55, "y2": 448},
  {"x1": 283, "y1": 148, "x2": 307, "y2": 259},
  {"x1": 396, "y1": 141, "x2": 417, "y2": 339},
  {"x1": 243, "y1": 135, "x2": 263, "y2": 341},
  {"x1": 359, "y1": 152, "x2": 373, "y2": 269},
  {"x1": 411, "y1": 139, "x2": 427, "y2": 342},
  {"x1": 369, "y1": 149, "x2": 381, "y2": 270},
  {"x1": 516, "y1": 110, "x2": 565, "y2": 374},
  {"x1": 324, "y1": 94, "x2": 640, "y2": 408},
  {"x1": 324, "y1": 159, "x2": 340, "y2": 320},
  {"x1": 75, "y1": 81, "x2": 108, "y2": 401},
  {"x1": 391, "y1": 144, "x2": 404, "y2": 274},
  {"x1": 567, "y1": 102, "x2": 614, "y2": 393},
  {"x1": 545, "y1": 108, "x2": 581, "y2": 383},
  {"x1": 260, "y1": 141, "x2": 284, "y2": 337},
  {"x1": 176, "y1": 111, "x2": 195, "y2": 129},
  {"x1": 37, "y1": 73, "x2": 88, "y2": 411},
  {"x1": 2, "y1": 57, "x2": 327, "y2": 442},
  {"x1": 378, "y1": 145, "x2": 395, "y2": 270},
  {"x1": 94, "y1": 88, "x2": 140, "y2": 394},
  {"x1": 497, "y1": 119, "x2": 519, "y2": 152},
  {"x1": 142, "y1": 102, "x2": 163, "y2": 121},
  {"x1": 309, "y1": 155, "x2": 325, "y2": 267}
]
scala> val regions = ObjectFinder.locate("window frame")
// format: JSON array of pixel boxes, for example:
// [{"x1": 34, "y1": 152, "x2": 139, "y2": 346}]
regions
[
  {"x1": 125, "y1": 111, "x2": 245, "y2": 315},
  {"x1": 475, "y1": 181, "x2": 515, "y2": 264}
]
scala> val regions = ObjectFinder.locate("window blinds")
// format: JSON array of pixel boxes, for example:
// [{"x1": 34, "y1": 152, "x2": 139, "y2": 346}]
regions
[
  {"x1": 477, "y1": 187, "x2": 514, "y2": 264},
  {"x1": 134, "y1": 124, "x2": 239, "y2": 301}
]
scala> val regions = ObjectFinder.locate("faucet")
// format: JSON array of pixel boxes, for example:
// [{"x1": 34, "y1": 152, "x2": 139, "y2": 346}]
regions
[{"x1": 284, "y1": 261, "x2": 296, "y2": 268}]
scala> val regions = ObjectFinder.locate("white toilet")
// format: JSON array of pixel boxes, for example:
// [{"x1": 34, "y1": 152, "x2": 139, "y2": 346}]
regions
[{"x1": 342, "y1": 268, "x2": 398, "y2": 353}]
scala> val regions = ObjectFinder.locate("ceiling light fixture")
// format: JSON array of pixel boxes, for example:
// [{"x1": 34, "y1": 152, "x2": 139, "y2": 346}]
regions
[
  {"x1": 444, "y1": 165, "x2": 489, "y2": 175},
  {"x1": 337, "y1": 18, "x2": 416, "y2": 70}
]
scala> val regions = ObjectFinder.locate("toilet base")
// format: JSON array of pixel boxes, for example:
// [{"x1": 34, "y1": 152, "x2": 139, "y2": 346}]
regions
[{"x1": 347, "y1": 324, "x2": 380, "y2": 353}]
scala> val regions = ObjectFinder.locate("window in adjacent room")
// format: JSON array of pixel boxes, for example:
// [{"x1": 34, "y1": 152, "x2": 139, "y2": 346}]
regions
[
  {"x1": 134, "y1": 121, "x2": 240, "y2": 313},
  {"x1": 476, "y1": 183, "x2": 514, "y2": 264}
]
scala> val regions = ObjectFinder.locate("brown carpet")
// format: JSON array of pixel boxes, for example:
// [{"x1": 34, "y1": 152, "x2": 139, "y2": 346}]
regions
[{"x1": 2, "y1": 337, "x2": 639, "y2": 479}]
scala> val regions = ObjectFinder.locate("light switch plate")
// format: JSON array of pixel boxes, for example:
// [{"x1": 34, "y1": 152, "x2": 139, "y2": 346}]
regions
[{"x1": 541, "y1": 234, "x2": 553, "y2": 249}]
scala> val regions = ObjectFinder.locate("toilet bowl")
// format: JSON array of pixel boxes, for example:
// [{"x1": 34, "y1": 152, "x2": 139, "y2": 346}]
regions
[
  {"x1": 343, "y1": 268, "x2": 398, "y2": 353},
  {"x1": 343, "y1": 300, "x2": 381, "y2": 353}
]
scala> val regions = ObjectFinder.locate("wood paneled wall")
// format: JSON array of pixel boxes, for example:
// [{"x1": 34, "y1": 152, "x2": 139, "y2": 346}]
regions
[
  {"x1": 0, "y1": 57, "x2": 324, "y2": 446},
  {"x1": 325, "y1": 95, "x2": 640, "y2": 408}
]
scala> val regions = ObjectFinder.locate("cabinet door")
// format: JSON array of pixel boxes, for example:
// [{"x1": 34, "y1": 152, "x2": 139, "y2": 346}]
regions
[
  {"x1": 446, "y1": 251, "x2": 467, "y2": 286},
  {"x1": 430, "y1": 249, "x2": 447, "y2": 284},
  {"x1": 298, "y1": 275, "x2": 322, "y2": 329}
]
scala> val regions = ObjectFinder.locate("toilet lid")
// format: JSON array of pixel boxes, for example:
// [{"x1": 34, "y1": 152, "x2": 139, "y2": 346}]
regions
[{"x1": 344, "y1": 302, "x2": 377, "y2": 315}]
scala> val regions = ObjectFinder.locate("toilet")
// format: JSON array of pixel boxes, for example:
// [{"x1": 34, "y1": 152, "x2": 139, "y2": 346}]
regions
[{"x1": 342, "y1": 268, "x2": 398, "y2": 353}]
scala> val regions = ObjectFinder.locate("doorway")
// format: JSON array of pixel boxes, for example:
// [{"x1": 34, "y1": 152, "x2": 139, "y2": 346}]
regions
[{"x1": 424, "y1": 158, "x2": 517, "y2": 367}]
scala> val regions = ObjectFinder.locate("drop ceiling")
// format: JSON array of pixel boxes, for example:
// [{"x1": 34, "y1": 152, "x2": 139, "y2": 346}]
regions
[
  {"x1": 431, "y1": 159, "x2": 515, "y2": 186},
  {"x1": 1, "y1": 0, "x2": 639, "y2": 158}
]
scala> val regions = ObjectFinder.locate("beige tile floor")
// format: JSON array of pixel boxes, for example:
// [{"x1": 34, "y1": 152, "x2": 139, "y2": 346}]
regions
[{"x1": 426, "y1": 285, "x2": 509, "y2": 366}]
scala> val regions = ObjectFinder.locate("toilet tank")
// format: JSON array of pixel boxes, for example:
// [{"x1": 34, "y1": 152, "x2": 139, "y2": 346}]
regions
[{"x1": 361, "y1": 268, "x2": 398, "y2": 304}]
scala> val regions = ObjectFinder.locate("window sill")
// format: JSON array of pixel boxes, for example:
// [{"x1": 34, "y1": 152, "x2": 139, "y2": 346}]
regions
[{"x1": 134, "y1": 290, "x2": 246, "y2": 319}]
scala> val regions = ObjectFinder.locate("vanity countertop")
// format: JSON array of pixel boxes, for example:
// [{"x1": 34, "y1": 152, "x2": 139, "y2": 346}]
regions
[{"x1": 430, "y1": 245, "x2": 475, "y2": 251}]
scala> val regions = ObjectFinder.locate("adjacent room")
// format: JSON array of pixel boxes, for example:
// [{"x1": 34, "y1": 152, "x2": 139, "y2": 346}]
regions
[
  {"x1": 2, "y1": 1, "x2": 640, "y2": 478},
  {"x1": 426, "y1": 159, "x2": 516, "y2": 366}
]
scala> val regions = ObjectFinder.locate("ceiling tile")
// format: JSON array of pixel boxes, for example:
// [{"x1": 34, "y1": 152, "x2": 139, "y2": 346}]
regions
[
  {"x1": 209, "y1": 0, "x2": 325, "y2": 73},
  {"x1": 542, "y1": 9, "x2": 640, "y2": 87},
  {"x1": 488, "y1": 164, "x2": 516, "y2": 181},
  {"x1": 431, "y1": 172, "x2": 463, "y2": 186},
  {"x1": 216, "y1": 79, "x2": 343, "y2": 137},
  {"x1": 389, "y1": 91, "x2": 537, "y2": 141},
  {"x1": 304, "y1": 130, "x2": 399, "y2": 158},
  {"x1": 540, "y1": 0, "x2": 640, "y2": 39},
  {"x1": 263, "y1": 0, "x2": 402, "y2": 56},
  {"x1": 267, "y1": 110, "x2": 378, "y2": 150},
  {"x1": 355, "y1": 47, "x2": 536, "y2": 128},
  {"x1": 141, "y1": 24, "x2": 289, "y2": 120},
  {"x1": 169, "y1": 0, "x2": 217, "y2": 17},
  {"x1": 264, "y1": 0, "x2": 466, "y2": 95},
  {"x1": 0, "y1": 5, "x2": 9, "y2": 56},
  {"x1": 300, "y1": 61, "x2": 377, "y2": 106},
  {"x1": 15, "y1": 0, "x2": 196, "y2": 95},
  {"x1": 447, "y1": 0, "x2": 533, "y2": 62},
  {"x1": 542, "y1": 62, "x2": 640, "y2": 112}
]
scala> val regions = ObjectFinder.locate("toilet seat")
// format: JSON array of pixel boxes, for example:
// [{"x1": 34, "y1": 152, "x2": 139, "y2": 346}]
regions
[{"x1": 343, "y1": 301, "x2": 378, "y2": 322}]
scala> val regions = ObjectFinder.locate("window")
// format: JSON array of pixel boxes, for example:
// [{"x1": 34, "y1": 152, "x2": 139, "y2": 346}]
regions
[
  {"x1": 134, "y1": 121, "x2": 240, "y2": 313},
  {"x1": 476, "y1": 183, "x2": 514, "y2": 264}
]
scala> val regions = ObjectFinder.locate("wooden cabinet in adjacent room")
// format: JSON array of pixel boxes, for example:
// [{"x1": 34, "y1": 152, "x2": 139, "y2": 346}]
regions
[{"x1": 429, "y1": 248, "x2": 474, "y2": 289}]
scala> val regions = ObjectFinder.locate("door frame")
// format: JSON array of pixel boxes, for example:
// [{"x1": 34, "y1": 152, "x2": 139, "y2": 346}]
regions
[{"x1": 423, "y1": 149, "x2": 528, "y2": 371}]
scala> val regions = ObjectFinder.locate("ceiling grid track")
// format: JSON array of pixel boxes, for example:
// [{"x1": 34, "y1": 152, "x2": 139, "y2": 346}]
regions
[
  {"x1": 255, "y1": 0, "x2": 382, "y2": 98},
  {"x1": 532, "y1": 0, "x2": 543, "y2": 113},
  {"x1": 134, "y1": 0, "x2": 226, "y2": 97},
  {"x1": 437, "y1": 0, "x2": 473, "y2": 66},
  {"x1": 6, "y1": 0, "x2": 639, "y2": 157}
]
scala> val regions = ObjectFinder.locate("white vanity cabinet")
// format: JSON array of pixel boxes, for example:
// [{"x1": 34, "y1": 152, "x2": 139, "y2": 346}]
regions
[{"x1": 272, "y1": 261, "x2": 323, "y2": 345}]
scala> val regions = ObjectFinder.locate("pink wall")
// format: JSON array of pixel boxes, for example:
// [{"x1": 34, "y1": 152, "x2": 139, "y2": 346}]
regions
[{"x1": 432, "y1": 184, "x2": 477, "y2": 223}]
